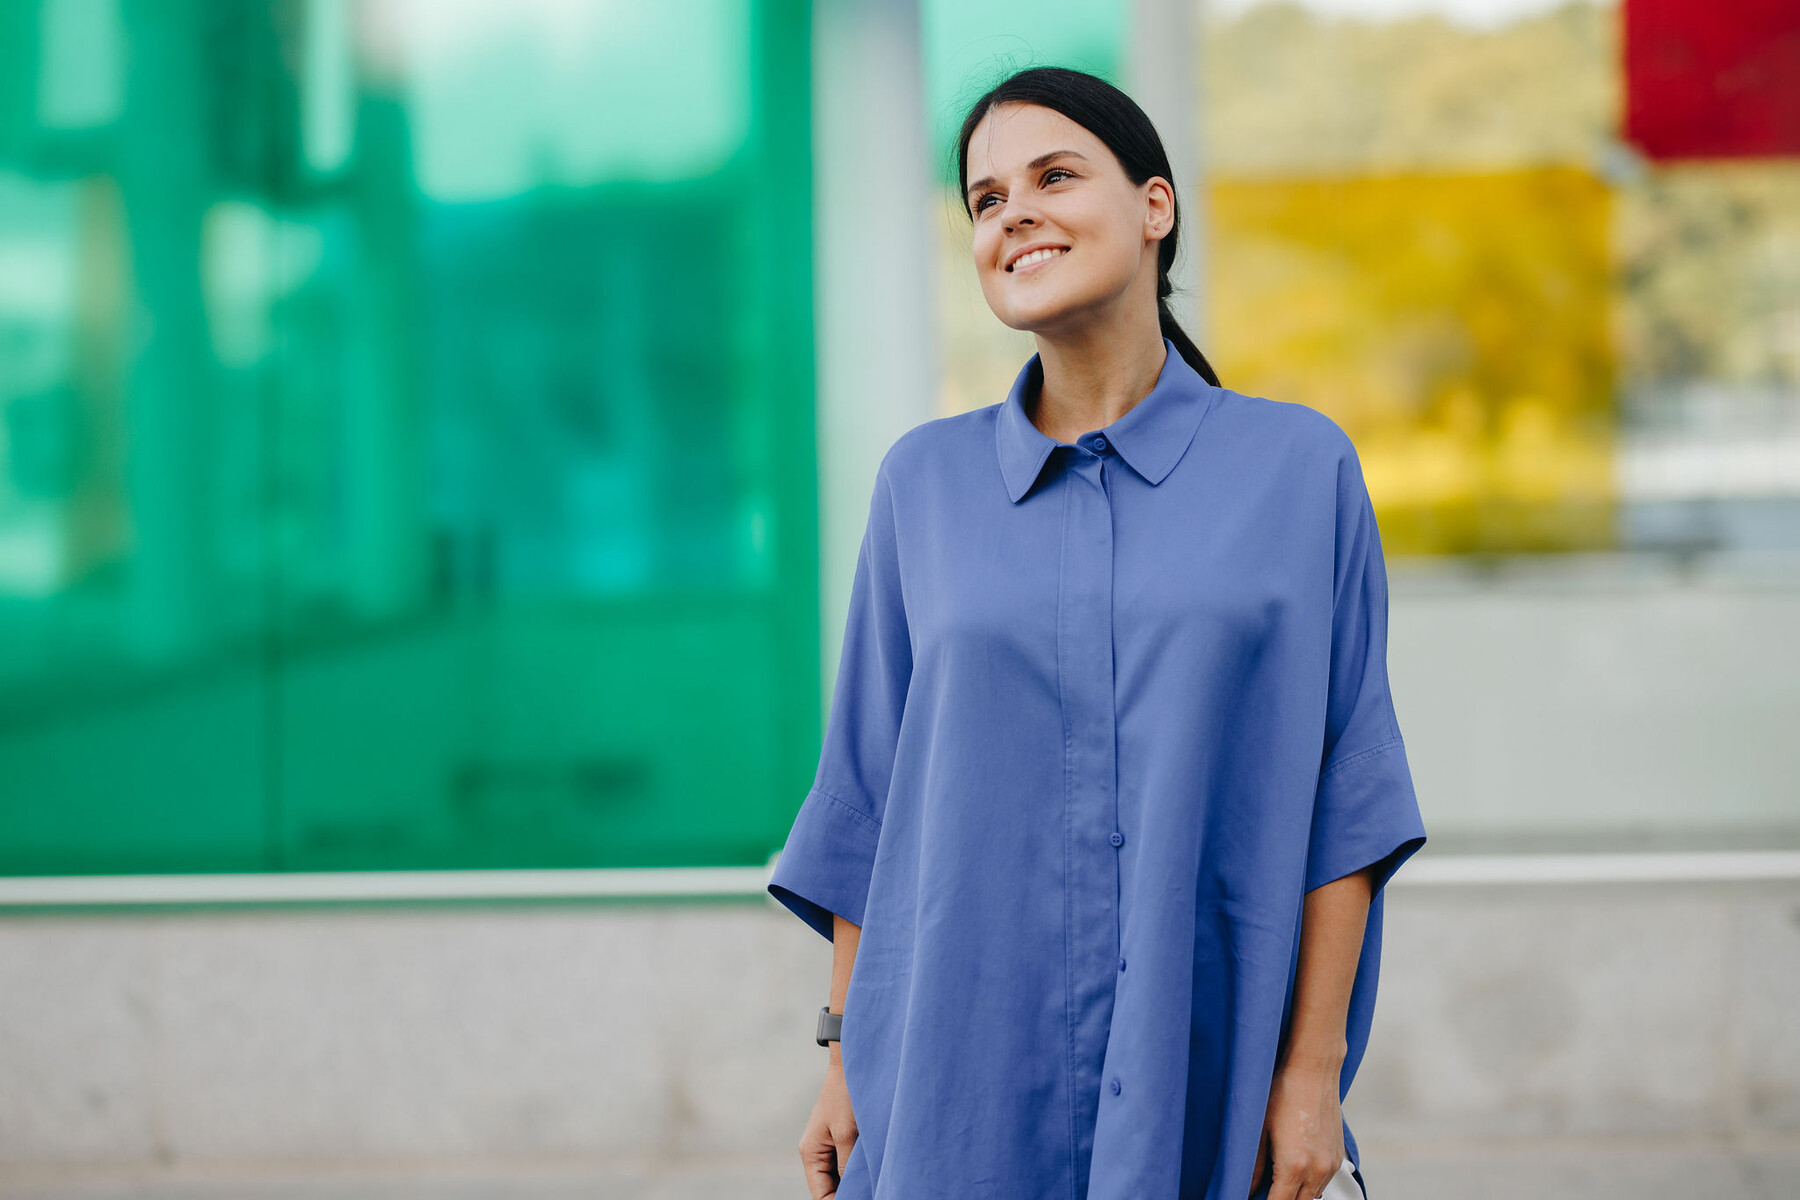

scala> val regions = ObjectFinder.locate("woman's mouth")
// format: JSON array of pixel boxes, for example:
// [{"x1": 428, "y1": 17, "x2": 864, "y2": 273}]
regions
[{"x1": 1008, "y1": 246, "x2": 1069, "y2": 274}]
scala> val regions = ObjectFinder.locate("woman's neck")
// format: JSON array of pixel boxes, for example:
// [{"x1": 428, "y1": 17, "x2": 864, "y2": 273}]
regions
[{"x1": 1029, "y1": 322, "x2": 1168, "y2": 443}]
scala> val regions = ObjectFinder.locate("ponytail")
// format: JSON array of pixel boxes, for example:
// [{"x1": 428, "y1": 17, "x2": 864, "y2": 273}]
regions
[{"x1": 1158, "y1": 297, "x2": 1221, "y2": 387}]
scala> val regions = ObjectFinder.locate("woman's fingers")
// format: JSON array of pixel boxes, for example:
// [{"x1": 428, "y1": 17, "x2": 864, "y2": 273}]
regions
[
  {"x1": 1267, "y1": 1156, "x2": 1302, "y2": 1200},
  {"x1": 803, "y1": 1065, "x2": 858, "y2": 1199},
  {"x1": 799, "y1": 1131, "x2": 840, "y2": 1200},
  {"x1": 1269, "y1": 1151, "x2": 1338, "y2": 1200}
]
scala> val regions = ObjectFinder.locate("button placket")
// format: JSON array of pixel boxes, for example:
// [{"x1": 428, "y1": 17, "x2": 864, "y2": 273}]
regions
[{"x1": 1058, "y1": 451, "x2": 1123, "y2": 1172}]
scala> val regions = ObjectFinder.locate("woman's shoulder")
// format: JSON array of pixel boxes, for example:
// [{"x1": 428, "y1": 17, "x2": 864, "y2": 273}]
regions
[
  {"x1": 1209, "y1": 386, "x2": 1354, "y2": 447},
  {"x1": 1205, "y1": 387, "x2": 1362, "y2": 473},
  {"x1": 875, "y1": 405, "x2": 1001, "y2": 491}
]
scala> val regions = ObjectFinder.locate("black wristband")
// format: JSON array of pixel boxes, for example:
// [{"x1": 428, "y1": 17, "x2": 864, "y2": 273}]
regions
[{"x1": 816, "y1": 1005, "x2": 843, "y2": 1045}]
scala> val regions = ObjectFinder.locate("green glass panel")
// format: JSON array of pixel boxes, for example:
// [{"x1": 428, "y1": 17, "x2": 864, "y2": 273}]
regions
[{"x1": 0, "y1": 0, "x2": 818, "y2": 877}]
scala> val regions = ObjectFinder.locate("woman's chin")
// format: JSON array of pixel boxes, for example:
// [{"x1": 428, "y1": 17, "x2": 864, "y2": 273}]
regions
[{"x1": 998, "y1": 295, "x2": 1082, "y2": 333}]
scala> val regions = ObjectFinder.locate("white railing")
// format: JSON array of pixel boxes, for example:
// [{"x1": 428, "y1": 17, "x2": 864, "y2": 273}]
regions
[{"x1": 1, "y1": 850, "x2": 1798, "y2": 906}]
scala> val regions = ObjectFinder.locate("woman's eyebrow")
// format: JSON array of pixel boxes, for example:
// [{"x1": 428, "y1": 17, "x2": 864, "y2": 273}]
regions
[{"x1": 965, "y1": 150, "x2": 1089, "y2": 201}]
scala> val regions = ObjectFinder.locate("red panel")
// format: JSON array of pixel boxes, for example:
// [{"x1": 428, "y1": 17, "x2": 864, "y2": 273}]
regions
[{"x1": 1623, "y1": 0, "x2": 1800, "y2": 160}]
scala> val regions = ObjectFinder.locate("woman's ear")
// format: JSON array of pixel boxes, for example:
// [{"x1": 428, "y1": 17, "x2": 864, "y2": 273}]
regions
[{"x1": 1144, "y1": 176, "x2": 1175, "y2": 242}]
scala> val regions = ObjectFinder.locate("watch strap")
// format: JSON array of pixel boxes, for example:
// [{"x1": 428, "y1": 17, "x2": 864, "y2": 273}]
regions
[{"x1": 816, "y1": 1004, "x2": 843, "y2": 1045}]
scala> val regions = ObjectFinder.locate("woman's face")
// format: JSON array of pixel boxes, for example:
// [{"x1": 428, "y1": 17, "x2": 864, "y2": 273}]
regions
[{"x1": 964, "y1": 101, "x2": 1171, "y2": 337}]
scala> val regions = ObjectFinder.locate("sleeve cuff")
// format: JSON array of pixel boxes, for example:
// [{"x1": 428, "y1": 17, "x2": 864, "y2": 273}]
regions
[
  {"x1": 767, "y1": 786, "x2": 884, "y2": 941},
  {"x1": 1304, "y1": 739, "x2": 1428, "y2": 895}
]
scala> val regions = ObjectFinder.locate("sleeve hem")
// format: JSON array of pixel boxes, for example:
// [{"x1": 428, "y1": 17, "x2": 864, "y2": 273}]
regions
[
  {"x1": 1304, "y1": 832, "x2": 1427, "y2": 897},
  {"x1": 1305, "y1": 739, "x2": 1427, "y2": 896},
  {"x1": 766, "y1": 785, "x2": 884, "y2": 941}
]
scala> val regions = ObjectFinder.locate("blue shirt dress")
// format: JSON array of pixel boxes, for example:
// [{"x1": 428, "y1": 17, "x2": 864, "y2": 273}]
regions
[{"x1": 768, "y1": 337, "x2": 1428, "y2": 1200}]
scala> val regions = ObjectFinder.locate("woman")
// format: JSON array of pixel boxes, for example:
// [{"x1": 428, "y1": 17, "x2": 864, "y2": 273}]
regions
[{"x1": 768, "y1": 66, "x2": 1426, "y2": 1200}]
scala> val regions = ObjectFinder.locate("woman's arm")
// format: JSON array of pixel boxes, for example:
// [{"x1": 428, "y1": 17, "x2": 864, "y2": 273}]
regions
[
  {"x1": 1286, "y1": 865, "x2": 1373, "y2": 1070},
  {"x1": 827, "y1": 913, "x2": 862, "y2": 1069},
  {"x1": 799, "y1": 914, "x2": 863, "y2": 1199},
  {"x1": 1252, "y1": 864, "x2": 1375, "y2": 1200}
]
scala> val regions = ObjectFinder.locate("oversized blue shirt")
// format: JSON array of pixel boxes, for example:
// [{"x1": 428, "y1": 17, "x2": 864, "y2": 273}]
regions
[{"x1": 768, "y1": 338, "x2": 1428, "y2": 1200}]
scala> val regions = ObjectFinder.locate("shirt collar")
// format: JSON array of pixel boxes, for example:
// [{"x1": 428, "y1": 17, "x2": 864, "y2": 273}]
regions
[{"x1": 994, "y1": 336, "x2": 1217, "y2": 503}]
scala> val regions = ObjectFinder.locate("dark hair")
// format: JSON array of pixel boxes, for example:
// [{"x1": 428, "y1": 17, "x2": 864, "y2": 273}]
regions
[{"x1": 955, "y1": 66, "x2": 1221, "y2": 387}]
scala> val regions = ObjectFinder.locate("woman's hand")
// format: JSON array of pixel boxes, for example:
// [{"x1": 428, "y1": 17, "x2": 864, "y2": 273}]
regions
[
  {"x1": 800, "y1": 1057, "x2": 858, "y2": 1199},
  {"x1": 1250, "y1": 1057, "x2": 1345, "y2": 1200}
]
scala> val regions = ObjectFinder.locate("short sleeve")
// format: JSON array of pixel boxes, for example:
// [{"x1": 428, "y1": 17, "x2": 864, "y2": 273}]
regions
[
  {"x1": 1304, "y1": 445, "x2": 1428, "y2": 896},
  {"x1": 767, "y1": 460, "x2": 912, "y2": 941}
]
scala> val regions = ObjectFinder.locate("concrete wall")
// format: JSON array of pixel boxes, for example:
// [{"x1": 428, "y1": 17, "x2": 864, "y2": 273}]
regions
[
  {"x1": 1, "y1": 873, "x2": 1795, "y2": 1178},
  {"x1": 1366, "y1": 878, "x2": 1800, "y2": 1140}
]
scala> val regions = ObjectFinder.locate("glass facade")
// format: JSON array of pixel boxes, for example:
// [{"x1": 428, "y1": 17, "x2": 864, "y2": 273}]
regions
[{"x1": 0, "y1": 0, "x2": 819, "y2": 874}]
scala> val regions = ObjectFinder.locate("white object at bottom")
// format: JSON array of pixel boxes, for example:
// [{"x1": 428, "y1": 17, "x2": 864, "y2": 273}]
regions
[{"x1": 1319, "y1": 1155, "x2": 1366, "y2": 1200}]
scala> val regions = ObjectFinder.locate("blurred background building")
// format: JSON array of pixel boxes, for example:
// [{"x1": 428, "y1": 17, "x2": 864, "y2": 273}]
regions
[{"x1": 0, "y1": 0, "x2": 1795, "y2": 1196}]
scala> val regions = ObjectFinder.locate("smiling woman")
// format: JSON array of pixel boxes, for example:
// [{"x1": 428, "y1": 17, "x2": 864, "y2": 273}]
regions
[
  {"x1": 958, "y1": 72, "x2": 1220, "y2": 404},
  {"x1": 770, "y1": 65, "x2": 1423, "y2": 1200}
]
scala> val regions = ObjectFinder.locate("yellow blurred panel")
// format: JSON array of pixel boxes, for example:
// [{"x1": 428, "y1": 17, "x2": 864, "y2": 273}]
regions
[{"x1": 1208, "y1": 167, "x2": 1617, "y2": 555}]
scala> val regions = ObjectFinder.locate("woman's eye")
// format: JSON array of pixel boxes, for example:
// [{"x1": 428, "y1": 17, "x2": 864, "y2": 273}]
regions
[{"x1": 973, "y1": 168, "x2": 1072, "y2": 215}]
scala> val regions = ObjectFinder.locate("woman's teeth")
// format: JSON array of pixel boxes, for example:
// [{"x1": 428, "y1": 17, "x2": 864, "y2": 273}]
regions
[{"x1": 1010, "y1": 247, "x2": 1068, "y2": 272}]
